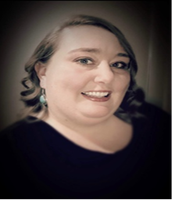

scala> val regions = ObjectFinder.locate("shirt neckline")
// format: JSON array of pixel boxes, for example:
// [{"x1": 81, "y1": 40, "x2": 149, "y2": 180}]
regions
[{"x1": 28, "y1": 116, "x2": 138, "y2": 165}]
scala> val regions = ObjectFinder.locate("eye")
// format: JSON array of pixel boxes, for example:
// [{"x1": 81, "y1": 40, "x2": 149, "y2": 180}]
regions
[
  {"x1": 110, "y1": 62, "x2": 130, "y2": 70},
  {"x1": 75, "y1": 58, "x2": 94, "y2": 65}
]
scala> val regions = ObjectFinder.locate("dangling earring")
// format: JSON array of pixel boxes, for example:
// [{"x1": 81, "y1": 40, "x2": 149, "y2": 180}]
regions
[{"x1": 39, "y1": 88, "x2": 47, "y2": 105}]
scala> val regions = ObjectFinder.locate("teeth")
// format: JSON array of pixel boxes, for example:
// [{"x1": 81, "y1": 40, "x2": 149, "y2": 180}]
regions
[{"x1": 83, "y1": 92, "x2": 109, "y2": 98}]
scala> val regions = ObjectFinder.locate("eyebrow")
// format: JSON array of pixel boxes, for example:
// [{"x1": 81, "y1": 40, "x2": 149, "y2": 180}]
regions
[
  {"x1": 117, "y1": 53, "x2": 130, "y2": 58},
  {"x1": 68, "y1": 48, "x2": 101, "y2": 54},
  {"x1": 68, "y1": 48, "x2": 129, "y2": 57}
]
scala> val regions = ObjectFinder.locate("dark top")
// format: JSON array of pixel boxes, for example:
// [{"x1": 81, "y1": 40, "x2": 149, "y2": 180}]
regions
[{"x1": 0, "y1": 102, "x2": 171, "y2": 199}]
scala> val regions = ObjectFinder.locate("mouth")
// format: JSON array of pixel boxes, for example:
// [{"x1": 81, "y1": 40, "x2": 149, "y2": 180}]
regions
[{"x1": 81, "y1": 91, "x2": 111, "y2": 102}]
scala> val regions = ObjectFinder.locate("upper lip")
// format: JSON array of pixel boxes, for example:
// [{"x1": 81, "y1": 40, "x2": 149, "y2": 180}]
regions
[{"x1": 81, "y1": 90, "x2": 112, "y2": 94}]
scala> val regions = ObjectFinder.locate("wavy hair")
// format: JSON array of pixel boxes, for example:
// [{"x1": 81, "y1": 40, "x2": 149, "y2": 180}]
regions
[{"x1": 19, "y1": 14, "x2": 145, "y2": 123}]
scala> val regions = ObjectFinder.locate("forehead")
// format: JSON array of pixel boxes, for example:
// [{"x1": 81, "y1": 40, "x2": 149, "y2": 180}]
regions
[{"x1": 58, "y1": 25, "x2": 126, "y2": 54}]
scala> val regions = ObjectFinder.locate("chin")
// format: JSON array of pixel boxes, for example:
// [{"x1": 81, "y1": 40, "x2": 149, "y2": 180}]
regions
[
  {"x1": 79, "y1": 102, "x2": 119, "y2": 117},
  {"x1": 81, "y1": 108, "x2": 114, "y2": 119}
]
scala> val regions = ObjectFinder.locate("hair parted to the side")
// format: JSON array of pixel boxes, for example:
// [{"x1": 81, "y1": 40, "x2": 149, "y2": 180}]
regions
[{"x1": 19, "y1": 14, "x2": 145, "y2": 123}]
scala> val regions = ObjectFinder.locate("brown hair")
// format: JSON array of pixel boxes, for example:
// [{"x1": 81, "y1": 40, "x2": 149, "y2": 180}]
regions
[{"x1": 19, "y1": 14, "x2": 145, "y2": 123}]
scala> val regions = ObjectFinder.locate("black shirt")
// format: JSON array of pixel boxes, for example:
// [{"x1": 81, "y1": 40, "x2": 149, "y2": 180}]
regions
[{"x1": 0, "y1": 102, "x2": 171, "y2": 198}]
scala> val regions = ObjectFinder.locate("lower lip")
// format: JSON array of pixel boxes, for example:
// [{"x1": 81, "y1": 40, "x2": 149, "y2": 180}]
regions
[{"x1": 81, "y1": 94, "x2": 111, "y2": 102}]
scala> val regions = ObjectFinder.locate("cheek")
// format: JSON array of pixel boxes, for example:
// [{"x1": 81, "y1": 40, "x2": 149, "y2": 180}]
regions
[
  {"x1": 113, "y1": 74, "x2": 130, "y2": 92},
  {"x1": 46, "y1": 68, "x2": 89, "y2": 93}
]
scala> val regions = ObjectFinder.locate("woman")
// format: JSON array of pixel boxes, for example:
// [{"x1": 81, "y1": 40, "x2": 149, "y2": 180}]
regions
[{"x1": 0, "y1": 15, "x2": 170, "y2": 199}]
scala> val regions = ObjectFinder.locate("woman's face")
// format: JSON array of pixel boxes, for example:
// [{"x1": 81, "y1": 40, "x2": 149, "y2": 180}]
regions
[{"x1": 40, "y1": 25, "x2": 130, "y2": 125}]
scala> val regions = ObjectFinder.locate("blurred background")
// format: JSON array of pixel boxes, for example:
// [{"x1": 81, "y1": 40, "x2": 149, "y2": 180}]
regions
[{"x1": 0, "y1": 1, "x2": 171, "y2": 131}]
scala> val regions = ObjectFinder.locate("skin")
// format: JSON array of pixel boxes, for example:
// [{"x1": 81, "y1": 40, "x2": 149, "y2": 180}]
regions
[{"x1": 35, "y1": 25, "x2": 133, "y2": 153}]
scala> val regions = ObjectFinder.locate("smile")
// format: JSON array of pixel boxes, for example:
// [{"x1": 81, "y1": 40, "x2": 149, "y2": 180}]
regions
[{"x1": 81, "y1": 91, "x2": 111, "y2": 102}]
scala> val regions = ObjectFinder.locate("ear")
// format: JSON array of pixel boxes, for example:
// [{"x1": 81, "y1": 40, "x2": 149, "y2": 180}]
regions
[{"x1": 34, "y1": 62, "x2": 47, "y2": 88}]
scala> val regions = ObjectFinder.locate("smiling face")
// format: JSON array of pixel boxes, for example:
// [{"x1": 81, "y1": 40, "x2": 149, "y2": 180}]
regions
[{"x1": 38, "y1": 25, "x2": 130, "y2": 126}]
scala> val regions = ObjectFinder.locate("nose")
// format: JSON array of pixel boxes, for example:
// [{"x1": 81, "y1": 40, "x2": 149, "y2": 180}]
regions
[{"x1": 94, "y1": 61, "x2": 114, "y2": 84}]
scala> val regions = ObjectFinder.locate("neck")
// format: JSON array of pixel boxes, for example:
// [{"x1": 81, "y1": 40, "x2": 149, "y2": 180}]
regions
[
  {"x1": 42, "y1": 111, "x2": 133, "y2": 154},
  {"x1": 44, "y1": 110, "x2": 116, "y2": 136}
]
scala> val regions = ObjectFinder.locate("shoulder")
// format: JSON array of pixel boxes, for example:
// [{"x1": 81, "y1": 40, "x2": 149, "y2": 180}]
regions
[
  {"x1": 132, "y1": 101, "x2": 171, "y2": 163},
  {"x1": 133, "y1": 101, "x2": 171, "y2": 165},
  {"x1": 134, "y1": 101, "x2": 170, "y2": 131},
  {"x1": 132, "y1": 102, "x2": 171, "y2": 198},
  {"x1": 0, "y1": 116, "x2": 41, "y2": 147},
  {"x1": 139, "y1": 101, "x2": 170, "y2": 119}
]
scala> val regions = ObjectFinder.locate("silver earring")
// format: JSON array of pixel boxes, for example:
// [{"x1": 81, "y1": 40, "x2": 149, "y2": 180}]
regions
[{"x1": 39, "y1": 88, "x2": 47, "y2": 105}]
